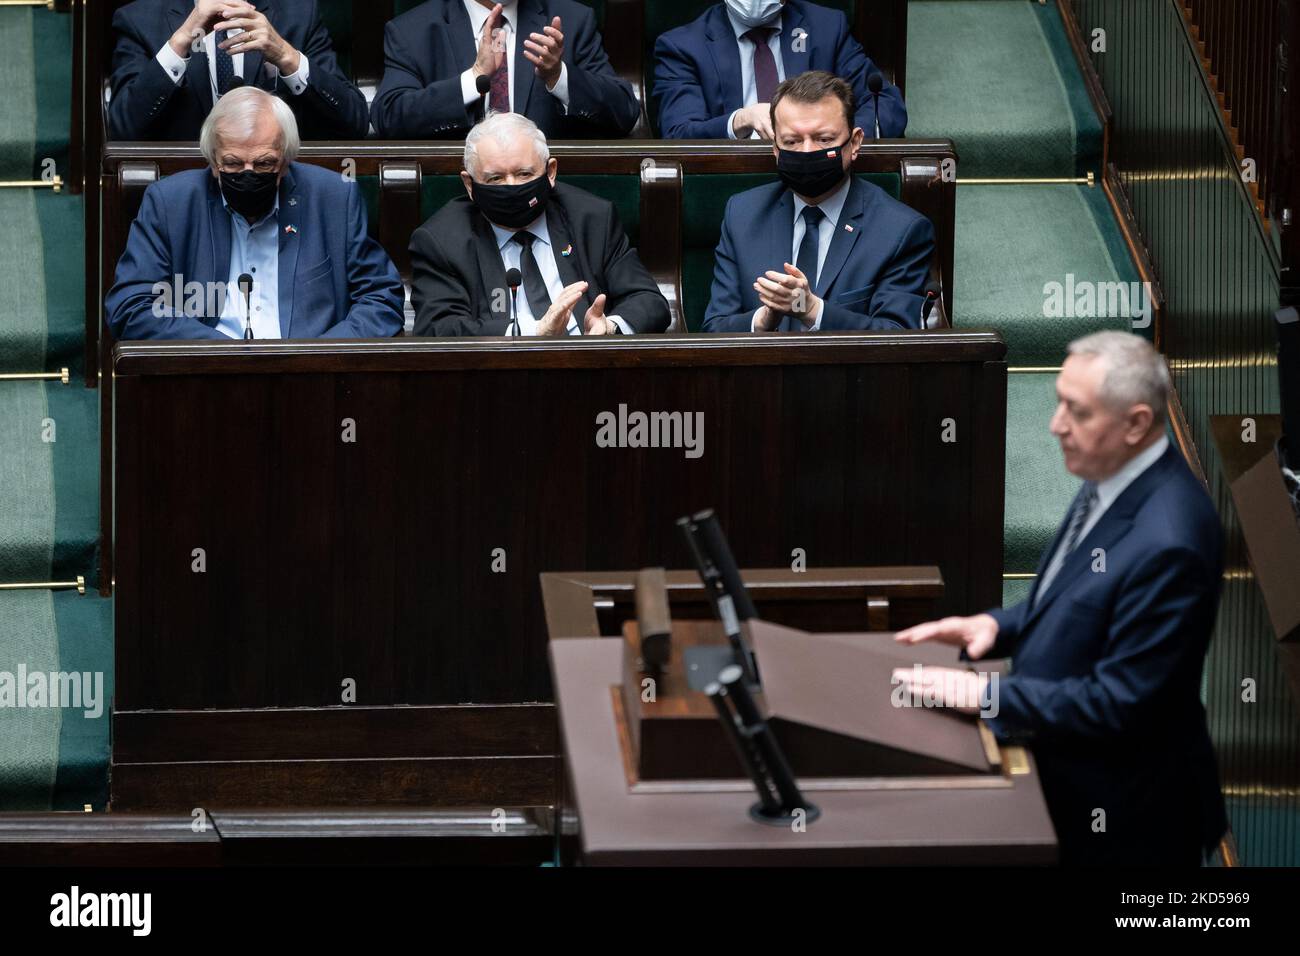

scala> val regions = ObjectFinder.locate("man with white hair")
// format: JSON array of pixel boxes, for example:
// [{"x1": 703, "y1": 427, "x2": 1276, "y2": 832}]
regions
[
  {"x1": 408, "y1": 112, "x2": 670, "y2": 336},
  {"x1": 106, "y1": 87, "x2": 403, "y2": 340},
  {"x1": 894, "y1": 331, "x2": 1228, "y2": 866}
]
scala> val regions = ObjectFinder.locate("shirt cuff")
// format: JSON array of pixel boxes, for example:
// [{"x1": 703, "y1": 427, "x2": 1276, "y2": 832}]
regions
[
  {"x1": 608, "y1": 315, "x2": 631, "y2": 335},
  {"x1": 156, "y1": 42, "x2": 188, "y2": 85},
  {"x1": 461, "y1": 68, "x2": 482, "y2": 107},
  {"x1": 726, "y1": 108, "x2": 743, "y2": 140},
  {"x1": 750, "y1": 307, "x2": 765, "y2": 332},
  {"x1": 547, "y1": 62, "x2": 570, "y2": 111},
  {"x1": 280, "y1": 54, "x2": 311, "y2": 95},
  {"x1": 803, "y1": 297, "x2": 823, "y2": 331}
]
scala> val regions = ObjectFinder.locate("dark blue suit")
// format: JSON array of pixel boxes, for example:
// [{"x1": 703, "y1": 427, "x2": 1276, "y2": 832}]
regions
[
  {"x1": 371, "y1": 0, "x2": 639, "y2": 139},
  {"x1": 703, "y1": 175, "x2": 933, "y2": 332},
  {"x1": 985, "y1": 442, "x2": 1228, "y2": 865},
  {"x1": 653, "y1": 1, "x2": 905, "y2": 139},
  {"x1": 105, "y1": 163, "x2": 404, "y2": 340},
  {"x1": 108, "y1": 0, "x2": 370, "y2": 140}
]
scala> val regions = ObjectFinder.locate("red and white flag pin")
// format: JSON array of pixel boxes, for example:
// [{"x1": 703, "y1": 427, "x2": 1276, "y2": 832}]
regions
[
  {"x1": 844, "y1": 223, "x2": 854, "y2": 232},
  {"x1": 284, "y1": 224, "x2": 298, "y2": 235}
]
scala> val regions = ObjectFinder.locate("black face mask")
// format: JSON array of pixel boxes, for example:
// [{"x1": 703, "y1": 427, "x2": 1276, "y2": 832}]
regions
[
  {"x1": 471, "y1": 174, "x2": 553, "y2": 230},
  {"x1": 220, "y1": 170, "x2": 279, "y2": 222},
  {"x1": 776, "y1": 141, "x2": 850, "y2": 199}
]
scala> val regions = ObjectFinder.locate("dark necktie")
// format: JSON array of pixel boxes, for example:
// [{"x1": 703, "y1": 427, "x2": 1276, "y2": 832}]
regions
[
  {"x1": 1061, "y1": 481, "x2": 1099, "y2": 556},
  {"x1": 489, "y1": 16, "x2": 511, "y2": 113},
  {"x1": 515, "y1": 231, "x2": 553, "y2": 328},
  {"x1": 744, "y1": 27, "x2": 778, "y2": 104},
  {"x1": 215, "y1": 29, "x2": 237, "y2": 96},
  {"x1": 796, "y1": 205, "x2": 825, "y2": 288}
]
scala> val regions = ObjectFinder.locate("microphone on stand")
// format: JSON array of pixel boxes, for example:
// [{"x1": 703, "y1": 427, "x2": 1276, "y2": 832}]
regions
[
  {"x1": 921, "y1": 280, "x2": 942, "y2": 328},
  {"x1": 220, "y1": 74, "x2": 246, "y2": 97},
  {"x1": 237, "y1": 273, "x2": 254, "y2": 340},
  {"x1": 867, "y1": 72, "x2": 884, "y2": 140},
  {"x1": 505, "y1": 268, "x2": 522, "y2": 337}
]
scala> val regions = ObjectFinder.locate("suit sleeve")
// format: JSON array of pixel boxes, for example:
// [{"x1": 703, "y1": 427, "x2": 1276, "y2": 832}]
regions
[
  {"x1": 652, "y1": 31, "x2": 734, "y2": 140},
  {"x1": 989, "y1": 547, "x2": 1218, "y2": 743},
  {"x1": 557, "y1": 10, "x2": 639, "y2": 136},
  {"x1": 105, "y1": 186, "x2": 226, "y2": 340},
  {"x1": 984, "y1": 601, "x2": 1028, "y2": 660},
  {"x1": 701, "y1": 196, "x2": 759, "y2": 332},
  {"x1": 832, "y1": 14, "x2": 907, "y2": 138},
  {"x1": 370, "y1": 20, "x2": 474, "y2": 138},
  {"x1": 107, "y1": 7, "x2": 189, "y2": 141},
  {"x1": 598, "y1": 204, "x2": 670, "y2": 333},
  {"x1": 409, "y1": 223, "x2": 510, "y2": 337},
  {"x1": 321, "y1": 184, "x2": 404, "y2": 338},
  {"x1": 279, "y1": 2, "x2": 370, "y2": 139},
  {"x1": 818, "y1": 214, "x2": 933, "y2": 331}
]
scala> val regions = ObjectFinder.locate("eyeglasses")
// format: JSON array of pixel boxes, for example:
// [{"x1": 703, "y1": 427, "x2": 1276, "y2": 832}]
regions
[{"x1": 217, "y1": 159, "x2": 281, "y2": 174}]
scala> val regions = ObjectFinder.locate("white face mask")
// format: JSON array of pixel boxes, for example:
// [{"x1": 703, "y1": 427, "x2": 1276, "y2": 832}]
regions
[{"x1": 725, "y1": 0, "x2": 784, "y2": 30}]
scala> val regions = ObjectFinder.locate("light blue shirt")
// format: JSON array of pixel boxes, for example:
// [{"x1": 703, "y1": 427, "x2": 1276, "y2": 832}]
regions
[
  {"x1": 750, "y1": 172, "x2": 852, "y2": 332},
  {"x1": 724, "y1": 10, "x2": 786, "y2": 140},
  {"x1": 491, "y1": 214, "x2": 631, "y2": 335},
  {"x1": 216, "y1": 194, "x2": 282, "y2": 340}
]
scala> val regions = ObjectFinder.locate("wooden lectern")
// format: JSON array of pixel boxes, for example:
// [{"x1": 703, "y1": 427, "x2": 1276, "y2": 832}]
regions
[{"x1": 545, "y1": 568, "x2": 1057, "y2": 865}]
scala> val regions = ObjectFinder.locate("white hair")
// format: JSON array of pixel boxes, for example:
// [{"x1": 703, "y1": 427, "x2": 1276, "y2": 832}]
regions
[
  {"x1": 1067, "y1": 331, "x2": 1170, "y2": 427},
  {"x1": 199, "y1": 87, "x2": 300, "y2": 166},
  {"x1": 463, "y1": 112, "x2": 549, "y2": 177}
]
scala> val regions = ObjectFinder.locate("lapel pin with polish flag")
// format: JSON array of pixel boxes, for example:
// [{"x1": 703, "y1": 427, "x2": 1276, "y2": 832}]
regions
[
  {"x1": 284, "y1": 224, "x2": 298, "y2": 235},
  {"x1": 561, "y1": 243, "x2": 573, "y2": 257},
  {"x1": 844, "y1": 223, "x2": 854, "y2": 232}
]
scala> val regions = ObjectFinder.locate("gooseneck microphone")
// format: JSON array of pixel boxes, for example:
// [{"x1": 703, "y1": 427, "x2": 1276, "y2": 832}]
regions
[
  {"x1": 476, "y1": 73, "x2": 491, "y2": 102},
  {"x1": 237, "y1": 273, "x2": 254, "y2": 340},
  {"x1": 867, "y1": 72, "x2": 883, "y2": 140},
  {"x1": 220, "y1": 74, "x2": 246, "y2": 97},
  {"x1": 505, "y1": 268, "x2": 522, "y2": 337}
]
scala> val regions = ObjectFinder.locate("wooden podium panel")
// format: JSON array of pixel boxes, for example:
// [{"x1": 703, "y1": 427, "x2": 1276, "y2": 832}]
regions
[
  {"x1": 552, "y1": 638, "x2": 1056, "y2": 865},
  {"x1": 110, "y1": 333, "x2": 1006, "y2": 809}
]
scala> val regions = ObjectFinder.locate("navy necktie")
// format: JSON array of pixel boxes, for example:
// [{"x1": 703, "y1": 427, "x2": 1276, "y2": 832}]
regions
[
  {"x1": 743, "y1": 27, "x2": 778, "y2": 104},
  {"x1": 1061, "y1": 481, "x2": 1099, "y2": 556},
  {"x1": 214, "y1": 29, "x2": 237, "y2": 96},
  {"x1": 796, "y1": 205, "x2": 825, "y2": 288}
]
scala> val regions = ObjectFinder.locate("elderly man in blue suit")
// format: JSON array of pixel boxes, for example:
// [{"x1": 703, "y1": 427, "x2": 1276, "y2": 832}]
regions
[
  {"x1": 371, "y1": 0, "x2": 639, "y2": 139},
  {"x1": 653, "y1": 0, "x2": 905, "y2": 140},
  {"x1": 895, "y1": 332, "x2": 1229, "y2": 866},
  {"x1": 106, "y1": 87, "x2": 404, "y2": 340},
  {"x1": 702, "y1": 71, "x2": 932, "y2": 333},
  {"x1": 108, "y1": 0, "x2": 369, "y2": 140}
]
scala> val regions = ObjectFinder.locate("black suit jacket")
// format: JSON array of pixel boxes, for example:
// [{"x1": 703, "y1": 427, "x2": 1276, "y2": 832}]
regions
[
  {"x1": 108, "y1": 0, "x2": 369, "y2": 140},
  {"x1": 371, "y1": 0, "x2": 638, "y2": 139},
  {"x1": 409, "y1": 182, "x2": 670, "y2": 336}
]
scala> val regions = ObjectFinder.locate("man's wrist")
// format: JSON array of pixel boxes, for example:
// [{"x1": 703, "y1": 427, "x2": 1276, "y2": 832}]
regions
[{"x1": 276, "y1": 47, "x2": 302, "y2": 77}]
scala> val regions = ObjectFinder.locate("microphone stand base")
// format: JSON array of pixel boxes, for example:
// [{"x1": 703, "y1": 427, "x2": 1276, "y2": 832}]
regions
[{"x1": 748, "y1": 802, "x2": 822, "y2": 827}]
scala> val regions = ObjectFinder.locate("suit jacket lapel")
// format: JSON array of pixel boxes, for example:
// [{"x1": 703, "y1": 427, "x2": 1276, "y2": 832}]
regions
[
  {"x1": 513, "y1": 0, "x2": 544, "y2": 118},
  {"x1": 545, "y1": 202, "x2": 587, "y2": 331},
  {"x1": 276, "y1": 167, "x2": 300, "y2": 338},
  {"x1": 704, "y1": 7, "x2": 744, "y2": 110},
  {"x1": 472, "y1": 211, "x2": 511, "y2": 324},
  {"x1": 206, "y1": 177, "x2": 232, "y2": 323},
  {"x1": 780, "y1": 4, "x2": 810, "y2": 81},
  {"x1": 815, "y1": 176, "x2": 864, "y2": 298}
]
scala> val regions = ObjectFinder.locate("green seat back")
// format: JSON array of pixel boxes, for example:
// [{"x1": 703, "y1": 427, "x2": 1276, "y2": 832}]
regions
[{"x1": 316, "y1": 0, "x2": 355, "y2": 80}]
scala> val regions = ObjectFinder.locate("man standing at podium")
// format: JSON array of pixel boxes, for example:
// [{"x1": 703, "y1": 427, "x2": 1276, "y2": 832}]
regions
[{"x1": 895, "y1": 332, "x2": 1228, "y2": 866}]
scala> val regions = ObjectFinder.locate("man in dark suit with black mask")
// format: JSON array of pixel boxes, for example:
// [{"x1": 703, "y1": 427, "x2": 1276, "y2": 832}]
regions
[
  {"x1": 408, "y1": 112, "x2": 669, "y2": 336},
  {"x1": 108, "y1": 0, "x2": 369, "y2": 140}
]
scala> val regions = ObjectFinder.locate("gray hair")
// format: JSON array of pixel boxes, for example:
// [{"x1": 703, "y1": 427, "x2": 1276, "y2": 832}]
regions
[
  {"x1": 199, "y1": 87, "x2": 300, "y2": 166},
  {"x1": 1067, "y1": 331, "x2": 1170, "y2": 427},
  {"x1": 463, "y1": 112, "x2": 549, "y2": 177}
]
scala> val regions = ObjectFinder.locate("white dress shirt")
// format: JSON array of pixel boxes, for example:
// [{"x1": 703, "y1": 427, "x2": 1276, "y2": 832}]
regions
[
  {"x1": 750, "y1": 172, "x2": 852, "y2": 332},
  {"x1": 155, "y1": 2, "x2": 311, "y2": 101},
  {"x1": 459, "y1": 0, "x2": 570, "y2": 112},
  {"x1": 215, "y1": 193, "x2": 282, "y2": 340},
  {"x1": 1035, "y1": 433, "x2": 1171, "y2": 598},
  {"x1": 724, "y1": 10, "x2": 785, "y2": 140},
  {"x1": 491, "y1": 215, "x2": 631, "y2": 336}
]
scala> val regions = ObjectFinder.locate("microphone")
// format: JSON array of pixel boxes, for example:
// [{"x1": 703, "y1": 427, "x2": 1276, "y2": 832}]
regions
[
  {"x1": 220, "y1": 73, "x2": 246, "y2": 97},
  {"x1": 867, "y1": 72, "x2": 883, "y2": 140},
  {"x1": 921, "y1": 280, "x2": 942, "y2": 328},
  {"x1": 237, "y1": 273, "x2": 254, "y2": 340},
  {"x1": 475, "y1": 72, "x2": 491, "y2": 108},
  {"x1": 505, "y1": 267, "x2": 522, "y2": 337}
]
